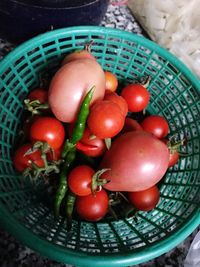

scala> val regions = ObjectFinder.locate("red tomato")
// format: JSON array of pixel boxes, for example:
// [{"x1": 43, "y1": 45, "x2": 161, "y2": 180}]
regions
[
  {"x1": 128, "y1": 185, "x2": 160, "y2": 211},
  {"x1": 87, "y1": 100, "x2": 125, "y2": 139},
  {"x1": 46, "y1": 147, "x2": 62, "y2": 161},
  {"x1": 104, "y1": 71, "x2": 118, "y2": 92},
  {"x1": 68, "y1": 165, "x2": 95, "y2": 196},
  {"x1": 104, "y1": 92, "x2": 128, "y2": 117},
  {"x1": 168, "y1": 151, "x2": 179, "y2": 168},
  {"x1": 30, "y1": 117, "x2": 65, "y2": 150},
  {"x1": 162, "y1": 139, "x2": 180, "y2": 168},
  {"x1": 141, "y1": 115, "x2": 169, "y2": 139},
  {"x1": 121, "y1": 83, "x2": 150, "y2": 112},
  {"x1": 76, "y1": 127, "x2": 106, "y2": 157},
  {"x1": 13, "y1": 144, "x2": 44, "y2": 172},
  {"x1": 100, "y1": 131, "x2": 169, "y2": 192},
  {"x1": 121, "y1": 117, "x2": 143, "y2": 133},
  {"x1": 75, "y1": 189, "x2": 109, "y2": 221},
  {"x1": 28, "y1": 88, "x2": 48, "y2": 103}
]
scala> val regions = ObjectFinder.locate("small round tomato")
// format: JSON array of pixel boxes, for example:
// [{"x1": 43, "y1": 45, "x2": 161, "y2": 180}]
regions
[
  {"x1": 104, "y1": 71, "x2": 118, "y2": 92},
  {"x1": 68, "y1": 165, "x2": 95, "y2": 196},
  {"x1": 128, "y1": 185, "x2": 160, "y2": 211},
  {"x1": 168, "y1": 151, "x2": 179, "y2": 168},
  {"x1": 141, "y1": 115, "x2": 169, "y2": 139},
  {"x1": 121, "y1": 83, "x2": 150, "y2": 112},
  {"x1": 13, "y1": 144, "x2": 44, "y2": 172},
  {"x1": 87, "y1": 100, "x2": 125, "y2": 139},
  {"x1": 46, "y1": 147, "x2": 62, "y2": 162},
  {"x1": 121, "y1": 117, "x2": 143, "y2": 133},
  {"x1": 28, "y1": 88, "x2": 48, "y2": 103},
  {"x1": 30, "y1": 117, "x2": 65, "y2": 150},
  {"x1": 162, "y1": 139, "x2": 180, "y2": 168},
  {"x1": 104, "y1": 92, "x2": 128, "y2": 117},
  {"x1": 76, "y1": 127, "x2": 106, "y2": 157},
  {"x1": 76, "y1": 189, "x2": 109, "y2": 221}
]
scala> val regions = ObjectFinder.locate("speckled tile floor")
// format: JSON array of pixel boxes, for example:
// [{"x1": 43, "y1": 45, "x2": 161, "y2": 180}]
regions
[{"x1": 0, "y1": 2, "x2": 199, "y2": 267}]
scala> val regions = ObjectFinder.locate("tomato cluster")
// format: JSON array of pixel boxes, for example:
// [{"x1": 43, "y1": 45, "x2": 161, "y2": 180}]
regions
[{"x1": 13, "y1": 46, "x2": 185, "y2": 224}]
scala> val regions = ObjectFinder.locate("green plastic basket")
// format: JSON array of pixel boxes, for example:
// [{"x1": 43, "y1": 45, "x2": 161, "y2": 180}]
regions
[{"x1": 0, "y1": 26, "x2": 200, "y2": 267}]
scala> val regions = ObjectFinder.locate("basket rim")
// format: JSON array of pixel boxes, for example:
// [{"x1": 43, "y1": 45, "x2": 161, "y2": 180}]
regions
[
  {"x1": 0, "y1": 25, "x2": 200, "y2": 266},
  {"x1": 1, "y1": 26, "x2": 200, "y2": 88}
]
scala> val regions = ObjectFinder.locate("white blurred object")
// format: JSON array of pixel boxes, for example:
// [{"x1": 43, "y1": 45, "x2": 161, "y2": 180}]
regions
[
  {"x1": 184, "y1": 230, "x2": 200, "y2": 267},
  {"x1": 128, "y1": 0, "x2": 200, "y2": 78}
]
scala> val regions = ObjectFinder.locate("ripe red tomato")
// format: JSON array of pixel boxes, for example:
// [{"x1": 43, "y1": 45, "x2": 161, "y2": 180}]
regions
[
  {"x1": 87, "y1": 100, "x2": 125, "y2": 139},
  {"x1": 162, "y1": 139, "x2": 180, "y2": 168},
  {"x1": 128, "y1": 185, "x2": 160, "y2": 211},
  {"x1": 13, "y1": 144, "x2": 44, "y2": 172},
  {"x1": 121, "y1": 83, "x2": 150, "y2": 112},
  {"x1": 104, "y1": 92, "x2": 128, "y2": 117},
  {"x1": 104, "y1": 71, "x2": 118, "y2": 92},
  {"x1": 30, "y1": 117, "x2": 65, "y2": 150},
  {"x1": 75, "y1": 189, "x2": 109, "y2": 221},
  {"x1": 168, "y1": 151, "x2": 179, "y2": 168},
  {"x1": 68, "y1": 165, "x2": 95, "y2": 196},
  {"x1": 46, "y1": 147, "x2": 62, "y2": 162},
  {"x1": 28, "y1": 88, "x2": 48, "y2": 103},
  {"x1": 121, "y1": 117, "x2": 143, "y2": 133},
  {"x1": 141, "y1": 115, "x2": 169, "y2": 139},
  {"x1": 76, "y1": 127, "x2": 106, "y2": 157}
]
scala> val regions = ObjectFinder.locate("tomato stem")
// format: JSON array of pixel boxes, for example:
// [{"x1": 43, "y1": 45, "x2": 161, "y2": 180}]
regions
[{"x1": 24, "y1": 99, "x2": 49, "y2": 115}]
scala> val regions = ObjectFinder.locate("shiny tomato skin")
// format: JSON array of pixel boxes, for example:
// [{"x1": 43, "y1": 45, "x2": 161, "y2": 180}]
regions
[
  {"x1": 141, "y1": 115, "x2": 169, "y2": 139},
  {"x1": 13, "y1": 144, "x2": 44, "y2": 172},
  {"x1": 48, "y1": 58, "x2": 105, "y2": 123},
  {"x1": 121, "y1": 84, "x2": 150, "y2": 112},
  {"x1": 100, "y1": 131, "x2": 169, "y2": 192},
  {"x1": 104, "y1": 71, "x2": 118, "y2": 92},
  {"x1": 77, "y1": 127, "x2": 106, "y2": 157},
  {"x1": 30, "y1": 117, "x2": 65, "y2": 150},
  {"x1": 75, "y1": 189, "x2": 109, "y2": 221},
  {"x1": 104, "y1": 92, "x2": 128, "y2": 117},
  {"x1": 87, "y1": 100, "x2": 125, "y2": 139},
  {"x1": 28, "y1": 88, "x2": 48, "y2": 103},
  {"x1": 128, "y1": 185, "x2": 160, "y2": 211},
  {"x1": 68, "y1": 165, "x2": 95, "y2": 196}
]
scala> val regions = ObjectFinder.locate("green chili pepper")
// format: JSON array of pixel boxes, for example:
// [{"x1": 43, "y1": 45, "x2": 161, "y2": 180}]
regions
[
  {"x1": 54, "y1": 147, "x2": 76, "y2": 218},
  {"x1": 66, "y1": 191, "x2": 76, "y2": 231},
  {"x1": 70, "y1": 86, "x2": 95, "y2": 144},
  {"x1": 54, "y1": 86, "x2": 95, "y2": 219}
]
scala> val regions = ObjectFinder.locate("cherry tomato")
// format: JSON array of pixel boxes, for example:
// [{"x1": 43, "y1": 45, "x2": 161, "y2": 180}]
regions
[
  {"x1": 68, "y1": 165, "x2": 95, "y2": 196},
  {"x1": 104, "y1": 92, "x2": 128, "y2": 117},
  {"x1": 77, "y1": 127, "x2": 106, "y2": 157},
  {"x1": 46, "y1": 147, "x2": 62, "y2": 162},
  {"x1": 128, "y1": 185, "x2": 160, "y2": 211},
  {"x1": 168, "y1": 151, "x2": 179, "y2": 168},
  {"x1": 87, "y1": 100, "x2": 125, "y2": 139},
  {"x1": 13, "y1": 144, "x2": 44, "y2": 172},
  {"x1": 75, "y1": 189, "x2": 109, "y2": 221},
  {"x1": 162, "y1": 139, "x2": 180, "y2": 168},
  {"x1": 141, "y1": 115, "x2": 169, "y2": 139},
  {"x1": 30, "y1": 117, "x2": 65, "y2": 150},
  {"x1": 121, "y1": 83, "x2": 150, "y2": 112},
  {"x1": 28, "y1": 88, "x2": 48, "y2": 103},
  {"x1": 104, "y1": 71, "x2": 118, "y2": 92},
  {"x1": 121, "y1": 117, "x2": 143, "y2": 133}
]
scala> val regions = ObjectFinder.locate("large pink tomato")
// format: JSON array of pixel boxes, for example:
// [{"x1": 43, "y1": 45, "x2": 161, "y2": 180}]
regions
[
  {"x1": 48, "y1": 58, "x2": 105, "y2": 123},
  {"x1": 100, "y1": 131, "x2": 169, "y2": 192}
]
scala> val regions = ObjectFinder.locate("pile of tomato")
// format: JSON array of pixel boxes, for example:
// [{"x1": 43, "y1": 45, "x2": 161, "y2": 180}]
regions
[{"x1": 12, "y1": 45, "x2": 185, "y2": 225}]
